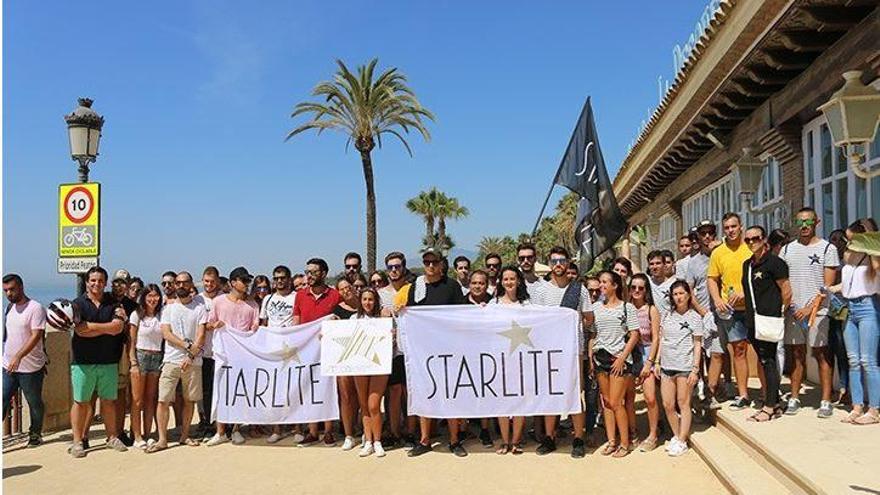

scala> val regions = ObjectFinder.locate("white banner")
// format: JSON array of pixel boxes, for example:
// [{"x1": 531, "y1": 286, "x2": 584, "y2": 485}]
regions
[
  {"x1": 398, "y1": 305, "x2": 581, "y2": 419},
  {"x1": 320, "y1": 318, "x2": 393, "y2": 376},
  {"x1": 211, "y1": 318, "x2": 339, "y2": 424}
]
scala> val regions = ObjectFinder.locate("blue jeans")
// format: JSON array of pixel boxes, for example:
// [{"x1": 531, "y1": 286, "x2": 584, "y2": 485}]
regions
[
  {"x1": 828, "y1": 317, "x2": 849, "y2": 391},
  {"x1": 2, "y1": 368, "x2": 45, "y2": 437},
  {"x1": 843, "y1": 296, "x2": 880, "y2": 408}
]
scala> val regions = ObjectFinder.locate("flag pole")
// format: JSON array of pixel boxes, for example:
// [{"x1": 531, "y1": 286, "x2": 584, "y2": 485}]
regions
[{"x1": 531, "y1": 181, "x2": 556, "y2": 237}]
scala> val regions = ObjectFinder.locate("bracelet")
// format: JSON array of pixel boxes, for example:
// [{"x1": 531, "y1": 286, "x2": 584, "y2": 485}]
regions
[{"x1": 646, "y1": 359, "x2": 655, "y2": 365}]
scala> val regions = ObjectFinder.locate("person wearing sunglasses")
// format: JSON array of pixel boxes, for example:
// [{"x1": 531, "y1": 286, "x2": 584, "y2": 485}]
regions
[
  {"x1": 406, "y1": 248, "x2": 469, "y2": 458},
  {"x1": 779, "y1": 208, "x2": 839, "y2": 418},
  {"x1": 517, "y1": 243, "x2": 545, "y2": 298},
  {"x1": 250, "y1": 275, "x2": 272, "y2": 312},
  {"x1": 343, "y1": 252, "x2": 363, "y2": 284},
  {"x1": 532, "y1": 246, "x2": 594, "y2": 458},
  {"x1": 628, "y1": 273, "x2": 661, "y2": 451},
  {"x1": 741, "y1": 226, "x2": 791, "y2": 422},
  {"x1": 484, "y1": 253, "x2": 502, "y2": 296},
  {"x1": 160, "y1": 270, "x2": 178, "y2": 304},
  {"x1": 369, "y1": 270, "x2": 389, "y2": 290},
  {"x1": 585, "y1": 276, "x2": 601, "y2": 304}
]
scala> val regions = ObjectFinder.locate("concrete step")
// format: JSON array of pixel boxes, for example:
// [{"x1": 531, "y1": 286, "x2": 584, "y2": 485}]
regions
[{"x1": 691, "y1": 424, "x2": 792, "y2": 495}]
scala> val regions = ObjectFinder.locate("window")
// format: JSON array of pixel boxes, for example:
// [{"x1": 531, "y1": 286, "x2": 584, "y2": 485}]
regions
[
  {"x1": 803, "y1": 117, "x2": 880, "y2": 237},
  {"x1": 750, "y1": 157, "x2": 785, "y2": 230},
  {"x1": 656, "y1": 214, "x2": 677, "y2": 251},
  {"x1": 683, "y1": 175, "x2": 736, "y2": 234}
]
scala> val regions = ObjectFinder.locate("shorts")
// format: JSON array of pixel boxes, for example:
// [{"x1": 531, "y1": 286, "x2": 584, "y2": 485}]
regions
[
  {"x1": 717, "y1": 310, "x2": 748, "y2": 343},
  {"x1": 71, "y1": 364, "x2": 119, "y2": 402},
  {"x1": 703, "y1": 315, "x2": 724, "y2": 355},
  {"x1": 661, "y1": 369, "x2": 691, "y2": 379},
  {"x1": 389, "y1": 355, "x2": 406, "y2": 386},
  {"x1": 136, "y1": 349, "x2": 163, "y2": 374},
  {"x1": 784, "y1": 314, "x2": 830, "y2": 348},
  {"x1": 593, "y1": 349, "x2": 633, "y2": 375},
  {"x1": 158, "y1": 363, "x2": 203, "y2": 403}
]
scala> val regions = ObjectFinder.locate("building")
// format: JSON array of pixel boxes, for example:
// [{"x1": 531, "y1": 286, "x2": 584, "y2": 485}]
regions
[{"x1": 613, "y1": 0, "x2": 880, "y2": 252}]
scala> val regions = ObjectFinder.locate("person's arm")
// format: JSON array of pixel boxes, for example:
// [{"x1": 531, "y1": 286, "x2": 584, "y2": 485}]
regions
[
  {"x1": 707, "y1": 275, "x2": 728, "y2": 314},
  {"x1": 689, "y1": 335, "x2": 703, "y2": 386},
  {"x1": 778, "y1": 278, "x2": 792, "y2": 310},
  {"x1": 74, "y1": 317, "x2": 125, "y2": 338},
  {"x1": 6, "y1": 328, "x2": 44, "y2": 373},
  {"x1": 128, "y1": 319, "x2": 139, "y2": 369},
  {"x1": 161, "y1": 323, "x2": 189, "y2": 351},
  {"x1": 648, "y1": 305, "x2": 661, "y2": 364},
  {"x1": 613, "y1": 330, "x2": 640, "y2": 377},
  {"x1": 586, "y1": 330, "x2": 596, "y2": 378}
]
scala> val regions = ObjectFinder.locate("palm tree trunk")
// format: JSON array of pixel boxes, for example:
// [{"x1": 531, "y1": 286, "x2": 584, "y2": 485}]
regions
[
  {"x1": 360, "y1": 150, "x2": 377, "y2": 272},
  {"x1": 426, "y1": 215, "x2": 434, "y2": 244},
  {"x1": 438, "y1": 217, "x2": 447, "y2": 251}
]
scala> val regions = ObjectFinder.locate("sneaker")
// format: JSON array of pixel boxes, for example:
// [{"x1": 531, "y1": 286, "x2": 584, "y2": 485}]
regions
[
  {"x1": 784, "y1": 398, "x2": 801, "y2": 416},
  {"x1": 106, "y1": 436, "x2": 128, "y2": 452},
  {"x1": 358, "y1": 441, "x2": 374, "y2": 457},
  {"x1": 69, "y1": 442, "x2": 86, "y2": 458},
  {"x1": 402, "y1": 434, "x2": 417, "y2": 450},
  {"x1": 342, "y1": 435, "x2": 356, "y2": 451},
  {"x1": 449, "y1": 441, "x2": 468, "y2": 457},
  {"x1": 298, "y1": 433, "x2": 319, "y2": 446},
  {"x1": 322, "y1": 432, "x2": 336, "y2": 446},
  {"x1": 133, "y1": 439, "x2": 147, "y2": 450},
  {"x1": 571, "y1": 438, "x2": 586, "y2": 458},
  {"x1": 730, "y1": 396, "x2": 750, "y2": 410},
  {"x1": 26, "y1": 435, "x2": 42, "y2": 448},
  {"x1": 407, "y1": 442, "x2": 432, "y2": 457},
  {"x1": 817, "y1": 400, "x2": 834, "y2": 419},
  {"x1": 664, "y1": 436, "x2": 681, "y2": 452},
  {"x1": 118, "y1": 430, "x2": 134, "y2": 447},
  {"x1": 205, "y1": 433, "x2": 229, "y2": 447},
  {"x1": 479, "y1": 428, "x2": 492, "y2": 448},
  {"x1": 383, "y1": 434, "x2": 402, "y2": 450},
  {"x1": 668, "y1": 439, "x2": 689, "y2": 457},
  {"x1": 708, "y1": 396, "x2": 723, "y2": 410},
  {"x1": 751, "y1": 398, "x2": 764, "y2": 410},
  {"x1": 291, "y1": 432, "x2": 305, "y2": 444},
  {"x1": 231, "y1": 430, "x2": 246, "y2": 445},
  {"x1": 267, "y1": 433, "x2": 283, "y2": 444},
  {"x1": 536, "y1": 436, "x2": 557, "y2": 456},
  {"x1": 374, "y1": 442, "x2": 386, "y2": 457}
]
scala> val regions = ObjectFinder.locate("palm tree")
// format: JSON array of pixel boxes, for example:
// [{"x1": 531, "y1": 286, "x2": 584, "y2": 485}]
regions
[
  {"x1": 287, "y1": 59, "x2": 434, "y2": 271},
  {"x1": 435, "y1": 193, "x2": 469, "y2": 251},
  {"x1": 405, "y1": 188, "x2": 440, "y2": 243},
  {"x1": 406, "y1": 188, "x2": 468, "y2": 253}
]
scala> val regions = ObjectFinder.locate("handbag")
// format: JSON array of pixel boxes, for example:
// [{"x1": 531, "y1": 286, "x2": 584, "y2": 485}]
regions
[{"x1": 747, "y1": 264, "x2": 784, "y2": 343}]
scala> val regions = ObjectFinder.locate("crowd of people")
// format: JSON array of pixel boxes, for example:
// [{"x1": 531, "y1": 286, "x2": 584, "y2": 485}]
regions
[{"x1": 2, "y1": 208, "x2": 879, "y2": 461}]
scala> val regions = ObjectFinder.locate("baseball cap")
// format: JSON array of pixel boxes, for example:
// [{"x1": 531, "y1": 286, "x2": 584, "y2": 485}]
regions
[
  {"x1": 229, "y1": 266, "x2": 253, "y2": 282},
  {"x1": 695, "y1": 220, "x2": 717, "y2": 233},
  {"x1": 112, "y1": 269, "x2": 130, "y2": 283},
  {"x1": 421, "y1": 247, "x2": 444, "y2": 260}
]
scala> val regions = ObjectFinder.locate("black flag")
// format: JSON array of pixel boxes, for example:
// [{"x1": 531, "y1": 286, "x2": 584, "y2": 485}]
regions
[{"x1": 553, "y1": 98, "x2": 627, "y2": 270}]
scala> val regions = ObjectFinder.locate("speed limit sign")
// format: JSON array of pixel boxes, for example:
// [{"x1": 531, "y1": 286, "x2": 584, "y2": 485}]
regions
[{"x1": 59, "y1": 182, "x2": 100, "y2": 257}]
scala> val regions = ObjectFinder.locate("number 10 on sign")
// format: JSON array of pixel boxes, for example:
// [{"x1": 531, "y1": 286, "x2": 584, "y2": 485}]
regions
[{"x1": 58, "y1": 182, "x2": 100, "y2": 257}]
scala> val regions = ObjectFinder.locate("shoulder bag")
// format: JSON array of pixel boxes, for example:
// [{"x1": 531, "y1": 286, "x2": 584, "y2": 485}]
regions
[{"x1": 747, "y1": 264, "x2": 784, "y2": 342}]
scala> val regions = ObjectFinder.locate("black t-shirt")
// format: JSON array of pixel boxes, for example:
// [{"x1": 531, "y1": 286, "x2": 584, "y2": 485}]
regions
[
  {"x1": 742, "y1": 253, "x2": 789, "y2": 328},
  {"x1": 406, "y1": 276, "x2": 468, "y2": 306},
  {"x1": 119, "y1": 296, "x2": 138, "y2": 316},
  {"x1": 72, "y1": 293, "x2": 126, "y2": 365},
  {"x1": 332, "y1": 305, "x2": 357, "y2": 320}
]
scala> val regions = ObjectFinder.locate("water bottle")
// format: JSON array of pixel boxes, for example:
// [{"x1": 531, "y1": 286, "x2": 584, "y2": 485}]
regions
[{"x1": 717, "y1": 286, "x2": 734, "y2": 320}]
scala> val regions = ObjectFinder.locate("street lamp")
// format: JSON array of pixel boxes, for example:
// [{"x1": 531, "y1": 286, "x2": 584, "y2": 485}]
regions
[
  {"x1": 817, "y1": 70, "x2": 880, "y2": 179},
  {"x1": 64, "y1": 98, "x2": 104, "y2": 183}
]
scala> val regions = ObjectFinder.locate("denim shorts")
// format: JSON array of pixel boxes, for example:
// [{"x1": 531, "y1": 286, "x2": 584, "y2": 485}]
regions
[
  {"x1": 136, "y1": 349, "x2": 163, "y2": 374},
  {"x1": 717, "y1": 310, "x2": 748, "y2": 343}
]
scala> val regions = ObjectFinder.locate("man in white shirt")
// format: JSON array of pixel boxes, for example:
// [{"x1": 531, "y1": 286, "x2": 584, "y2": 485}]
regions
[{"x1": 148, "y1": 272, "x2": 206, "y2": 453}]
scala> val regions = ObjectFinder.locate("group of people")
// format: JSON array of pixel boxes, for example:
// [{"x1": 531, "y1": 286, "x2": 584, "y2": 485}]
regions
[{"x1": 3, "y1": 208, "x2": 878, "y2": 461}]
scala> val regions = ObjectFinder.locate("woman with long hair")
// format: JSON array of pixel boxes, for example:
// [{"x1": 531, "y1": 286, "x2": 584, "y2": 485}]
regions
[
  {"x1": 660, "y1": 280, "x2": 703, "y2": 456},
  {"x1": 833, "y1": 218, "x2": 880, "y2": 425},
  {"x1": 251, "y1": 275, "x2": 272, "y2": 310},
  {"x1": 629, "y1": 273, "x2": 662, "y2": 452},
  {"x1": 128, "y1": 284, "x2": 164, "y2": 449},
  {"x1": 493, "y1": 266, "x2": 530, "y2": 455},
  {"x1": 590, "y1": 270, "x2": 640, "y2": 458},
  {"x1": 826, "y1": 228, "x2": 850, "y2": 404},
  {"x1": 352, "y1": 288, "x2": 388, "y2": 457},
  {"x1": 331, "y1": 277, "x2": 361, "y2": 449},
  {"x1": 369, "y1": 270, "x2": 389, "y2": 290}
]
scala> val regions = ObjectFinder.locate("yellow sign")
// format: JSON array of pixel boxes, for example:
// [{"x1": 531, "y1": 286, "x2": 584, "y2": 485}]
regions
[{"x1": 59, "y1": 182, "x2": 100, "y2": 257}]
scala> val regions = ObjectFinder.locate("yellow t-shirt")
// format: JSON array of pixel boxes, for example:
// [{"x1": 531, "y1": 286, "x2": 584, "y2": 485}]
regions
[
  {"x1": 707, "y1": 240, "x2": 752, "y2": 310},
  {"x1": 393, "y1": 283, "x2": 412, "y2": 308}
]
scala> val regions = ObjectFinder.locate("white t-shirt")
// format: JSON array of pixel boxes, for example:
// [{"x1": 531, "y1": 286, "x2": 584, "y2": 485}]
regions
[
  {"x1": 194, "y1": 292, "x2": 220, "y2": 358},
  {"x1": 650, "y1": 276, "x2": 675, "y2": 317},
  {"x1": 660, "y1": 309, "x2": 703, "y2": 372},
  {"x1": 675, "y1": 256, "x2": 692, "y2": 281},
  {"x1": 781, "y1": 239, "x2": 839, "y2": 313},
  {"x1": 129, "y1": 311, "x2": 163, "y2": 352},
  {"x1": 2, "y1": 300, "x2": 47, "y2": 373},
  {"x1": 160, "y1": 299, "x2": 207, "y2": 366},
  {"x1": 260, "y1": 291, "x2": 296, "y2": 327}
]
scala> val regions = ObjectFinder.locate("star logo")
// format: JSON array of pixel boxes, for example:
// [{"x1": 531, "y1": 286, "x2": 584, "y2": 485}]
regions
[
  {"x1": 618, "y1": 313, "x2": 628, "y2": 326},
  {"x1": 754, "y1": 271, "x2": 764, "y2": 280},
  {"x1": 808, "y1": 254, "x2": 821, "y2": 265},
  {"x1": 680, "y1": 321, "x2": 691, "y2": 331},
  {"x1": 273, "y1": 341, "x2": 301, "y2": 364},
  {"x1": 332, "y1": 327, "x2": 387, "y2": 365},
  {"x1": 497, "y1": 320, "x2": 534, "y2": 353}
]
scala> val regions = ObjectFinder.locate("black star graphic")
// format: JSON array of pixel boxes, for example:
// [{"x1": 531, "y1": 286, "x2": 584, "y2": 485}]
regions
[
  {"x1": 618, "y1": 313, "x2": 627, "y2": 326},
  {"x1": 680, "y1": 322, "x2": 691, "y2": 331},
  {"x1": 808, "y1": 254, "x2": 821, "y2": 265}
]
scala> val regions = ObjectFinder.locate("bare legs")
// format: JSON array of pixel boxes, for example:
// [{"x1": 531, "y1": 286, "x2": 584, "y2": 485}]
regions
[
  {"x1": 338, "y1": 376, "x2": 358, "y2": 439},
  {"x1": 597, "y1": 372, "x2": 630, "y2": 449},
  {"x1": 662, "y1": 375, "x2": 694, "y2": 443},
  {"x1": 355, "y1": 375, "x2": 388, "y2": 443}
]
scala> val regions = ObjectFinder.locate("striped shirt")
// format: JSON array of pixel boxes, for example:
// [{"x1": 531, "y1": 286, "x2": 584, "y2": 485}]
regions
[
  {"x1": 650, "y1": 277, "x2": 674, "y2": 317},
  {"x1": 780, "y1": 239, "x2": 838, "y2": 314},
  {"x1": 660, "y1": 309, "x2": 703, "y2": 372},
  {"x1": 533, "y1": 280, "x2": 592, "y2": 352},
  {"x1": 591, "y1": 302, "x2": 639, "y2": 362}
]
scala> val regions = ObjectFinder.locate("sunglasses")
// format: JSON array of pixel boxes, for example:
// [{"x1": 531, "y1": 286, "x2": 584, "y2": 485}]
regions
[
  {"x1": 305, "y1": 269, "x2": 323, "y2": 276},
  {"x1": 272, "y1": 276, "x2": 289, "y2": 281},
  {"x1": 161, "y1": 281, "x2": 174, "y2": 286},
  {"x1": 744, "y1": 236, "x2": 764, "y2": 244},
  {"x1": 629, "y1": 284, "x2": 646, "y2": 291},
  {"x1": 423, "y1": 259, "x2": 441, "y2": 267},
  {"x1": 255, "y1": 286, "x2": 270, "y2": 293},
  {"x1": 345, "y1": 264, "x2": 360, "y2": 270},
  {"x1": 587, "y1": 288, "x2": 600, "y2": 294},
  {"x1": 386, "y1": 263, "x2": 403, "y2": 271},
  {"x1": 518, "y1": 255, "x2": 536, "y2": 262},
  {"x1": 370, "y1": 279, "x2": 383, "y2": 286},
  {"x1": 794, "y1": 219, "x2": 816, "y2": 227},
  {"x1": 549, "y1": 258, "x2": 567, "y2": 265},
  {"x1": 486, "y1": 263, "x2": 501, "y2": 269}
]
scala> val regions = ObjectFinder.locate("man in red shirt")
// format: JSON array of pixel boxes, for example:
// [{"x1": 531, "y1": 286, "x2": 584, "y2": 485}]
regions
[{"x1": 293, "y1": 257, "x2": 340, "y2": 445}]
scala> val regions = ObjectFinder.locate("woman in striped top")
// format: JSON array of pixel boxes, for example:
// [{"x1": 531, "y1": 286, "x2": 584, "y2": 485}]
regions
[
  {"x1": 660, "y1": 280, "x2": 703, "y2": 457},
  {"x1": 589, "y1": 270, "x2": 640, "y2": 458}
]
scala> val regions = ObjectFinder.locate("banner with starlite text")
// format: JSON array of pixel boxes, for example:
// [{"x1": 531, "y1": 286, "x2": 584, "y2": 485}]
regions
[
  {"x1": 211, "y1": 319, "x2": 339, "y2": 424},
  {"x1": 398, "y1": 305, "x2": 581, "y2": 419}
]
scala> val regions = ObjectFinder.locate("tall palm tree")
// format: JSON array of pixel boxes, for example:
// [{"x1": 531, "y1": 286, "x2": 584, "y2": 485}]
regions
[
  {"x1": 435, "y1": 193, "x2": 469, "y2": 251},
  {"x1": 287, "y1": 59, "x2": 434, "y2": 271},
  {"x1": 405, "y1": 188, "x2": 440, "y2": 243}
]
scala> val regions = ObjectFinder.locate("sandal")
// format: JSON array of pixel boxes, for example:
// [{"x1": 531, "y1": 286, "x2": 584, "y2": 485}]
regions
[
  {"x1": 145, "y1": 442, "x2": 167, "y2": 454},
  {"x1": 841, "y1": 411, "x2": 862, "y2": 424},
  {"x1": 612, "y1": 445, "x2": 630, "y2": 458},
  {"x1": 600, "y1": 443, "x2": 618, "y2": 456},
  {"x1": 182, "y1": 438, "x2": 200, "y2": 447},
  {"x1": 854, "y1": 413, "x2": 880, "y2": 425},
  {"x1": 511, "y1": 444, "x2": 524, "y2": 455},
  {"x1": 495, "y1": 443, "x2": 510, "y2": 455},
  {"x1": 747, "y1": 409, "x2": 774, "y2": 422},
  {"x1": 638, "y1": 437, "x2": 658, "y2": 452}
]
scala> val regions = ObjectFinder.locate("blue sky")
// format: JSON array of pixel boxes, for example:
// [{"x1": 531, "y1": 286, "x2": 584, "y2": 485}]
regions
[{"x1": 4, "y1": 0, "x2": 707, "y2": 292}]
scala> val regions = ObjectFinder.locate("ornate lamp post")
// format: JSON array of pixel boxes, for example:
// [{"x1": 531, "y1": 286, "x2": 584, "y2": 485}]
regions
[
  {"x1": 65, "y1": 98, "x2": 104, "y2": 183},
  {"x1": 817, "y1": 70, "x2": 880, "y2": 179}
]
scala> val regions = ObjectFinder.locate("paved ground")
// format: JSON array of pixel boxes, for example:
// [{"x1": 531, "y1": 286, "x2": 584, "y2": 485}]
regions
[{"x1": 3, "y1": 424, "x2": 724, "y2": 495}]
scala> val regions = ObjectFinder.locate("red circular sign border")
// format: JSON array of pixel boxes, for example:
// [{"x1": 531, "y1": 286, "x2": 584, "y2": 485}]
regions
[{"x1": 63, "y1": 186, "x2": 95, "y2": 225}]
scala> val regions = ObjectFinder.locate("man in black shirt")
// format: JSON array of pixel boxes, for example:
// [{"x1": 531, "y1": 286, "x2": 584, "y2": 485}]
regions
[
  {"x1": 68, "y1": 266, "x2": 129, "y2": 458},
  {"x1": 111, "y1": 270, "x2": 138, "y2": 446},
  {"x1": 406, "y1": 248, "x2": 468, "y2": 458},
  {"x1": 741, "y1": 226, "x2": 791, "y2": 422}
]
